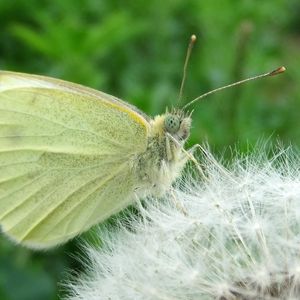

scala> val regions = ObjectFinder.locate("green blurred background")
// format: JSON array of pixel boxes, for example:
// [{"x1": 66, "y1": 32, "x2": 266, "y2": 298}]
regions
[{"x1": 0, "y1": 0, "x2": 299, "y2": 299}]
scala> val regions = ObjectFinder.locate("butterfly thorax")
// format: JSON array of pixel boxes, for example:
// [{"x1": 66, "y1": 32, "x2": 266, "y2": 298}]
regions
[{"x1": 134, "y1": 110, "x2": 191, "y2": 196}]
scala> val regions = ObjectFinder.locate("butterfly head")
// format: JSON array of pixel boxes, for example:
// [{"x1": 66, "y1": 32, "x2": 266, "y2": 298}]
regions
[
  {"x1": 163, "y1": 109, "x2": 191, "y2": 143},
  {"x1": 150, "y1": 109, "x2": 191, "y2": 144}
]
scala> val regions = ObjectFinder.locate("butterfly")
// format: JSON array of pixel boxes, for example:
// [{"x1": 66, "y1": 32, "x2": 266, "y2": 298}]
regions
[{"x1": 0, "y1": 70, "x2": 194, "y2": 249}]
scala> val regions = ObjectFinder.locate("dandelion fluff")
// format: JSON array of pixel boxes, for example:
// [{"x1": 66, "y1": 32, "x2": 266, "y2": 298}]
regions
[{"x1": 64, "y1": 147, "x2": 300, "y2": 300}]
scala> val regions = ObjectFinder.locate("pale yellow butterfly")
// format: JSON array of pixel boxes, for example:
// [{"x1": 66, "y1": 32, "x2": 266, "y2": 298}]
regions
[{"x1": 0, "y1": 36, "x2": 285, "y2": 249}]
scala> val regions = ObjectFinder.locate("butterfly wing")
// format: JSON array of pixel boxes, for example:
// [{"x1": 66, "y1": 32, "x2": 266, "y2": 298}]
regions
[{"x1": 0, "y1": 71, "x2": 149, "y2": 249}]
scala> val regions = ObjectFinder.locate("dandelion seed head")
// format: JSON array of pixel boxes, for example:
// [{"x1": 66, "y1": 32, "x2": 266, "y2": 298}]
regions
[{"x1": 64, "y1": 147, "x2": 300, "y2": 300}]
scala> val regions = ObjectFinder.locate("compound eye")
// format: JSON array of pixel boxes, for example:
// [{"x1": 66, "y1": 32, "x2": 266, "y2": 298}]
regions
[{"x1": 164, "y1": 115, "x2": 180, "y2": 134}]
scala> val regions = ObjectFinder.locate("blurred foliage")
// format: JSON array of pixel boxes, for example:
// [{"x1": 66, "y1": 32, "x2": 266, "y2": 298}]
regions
[{"x1": 0, "y1": 0, "x2": 299, "y2": 299}]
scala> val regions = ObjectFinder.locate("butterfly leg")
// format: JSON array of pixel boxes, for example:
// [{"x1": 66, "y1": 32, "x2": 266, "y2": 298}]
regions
[{"x1": 184, "y1": 144, "x2": 209, "y2": 179}]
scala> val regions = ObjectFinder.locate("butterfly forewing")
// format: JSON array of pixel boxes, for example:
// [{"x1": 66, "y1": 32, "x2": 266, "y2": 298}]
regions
[{"x1": 0, "y1": 72, "x2": 149, "y2": 248}]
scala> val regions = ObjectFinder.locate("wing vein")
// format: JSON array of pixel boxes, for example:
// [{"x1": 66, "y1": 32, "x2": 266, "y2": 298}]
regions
[
  {"x1": 0, "y1": 108, "x2": 130, "y2": 149},
  {"x1": 19, "y1": 163, "x2": 127, "y2": 241}
]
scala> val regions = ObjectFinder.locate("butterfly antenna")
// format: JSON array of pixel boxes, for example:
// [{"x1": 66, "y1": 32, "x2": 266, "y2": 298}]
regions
[
  {"x1": 177, "y1": 34, "x2": 197, "y2": 105},
  {"x1": 182, "y1": 66, "x2": 286, "y2": 110}
]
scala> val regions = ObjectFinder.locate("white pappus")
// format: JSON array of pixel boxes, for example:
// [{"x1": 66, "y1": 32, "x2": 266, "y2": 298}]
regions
[{"x1": 64, "y1": 146, "x2": 300, "y2": 300}]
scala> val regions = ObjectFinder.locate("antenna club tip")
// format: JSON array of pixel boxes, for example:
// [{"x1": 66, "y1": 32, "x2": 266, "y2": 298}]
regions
[
  {"x1": 278, "y1": 66, "x2": 286, "y2": 73},
  {"x1": 269, "y1": 66, "x2": 286, "y2": 76},
  {"x1": 190, "y1": 34, "x2": 197, "y2": 42}
]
